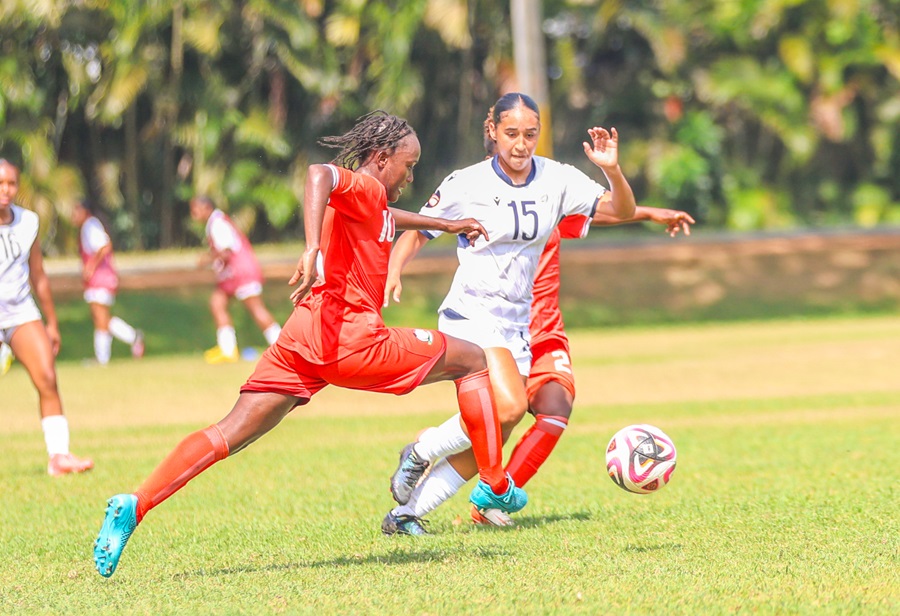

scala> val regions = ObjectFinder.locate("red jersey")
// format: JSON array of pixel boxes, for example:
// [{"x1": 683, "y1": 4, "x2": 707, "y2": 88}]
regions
[
  {"x1": 280, "y1": 166, "x2": 396, "y2": 364},
  {"x1": 529, "y1": 215, "x2": 590, "y2": 348}
]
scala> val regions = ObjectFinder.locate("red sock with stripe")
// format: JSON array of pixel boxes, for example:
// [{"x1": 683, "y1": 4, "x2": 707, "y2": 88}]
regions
[
  {"x1": 505, "y1": 414, "x2": 569, "y2": 488},
  {"x1": 454, "y1": 369, "x2": 509, "y2": 494},
  {"x1": 134, "y1": 425, "x2": 230, "y2": 522}
]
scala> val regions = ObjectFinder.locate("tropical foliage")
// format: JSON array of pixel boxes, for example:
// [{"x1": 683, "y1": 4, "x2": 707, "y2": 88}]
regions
[{"x1": 1, "y1": 0, "x2": 898, "y2": 251}]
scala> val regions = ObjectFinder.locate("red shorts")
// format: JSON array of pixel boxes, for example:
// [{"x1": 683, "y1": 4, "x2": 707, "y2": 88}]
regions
[
  {"x1": 241, "y1": 327, "x2": 447, "y2": 406},
  {"x1": 525, "y1": 338, "x2": 576, "y2": 402}
]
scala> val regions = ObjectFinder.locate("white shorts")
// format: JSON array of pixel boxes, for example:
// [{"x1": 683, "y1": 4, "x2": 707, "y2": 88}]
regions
[
  {"x1": 438, "y1": 309, "x2": 532, "y2": 377},
  {"x1": 84, "y1": 287, "x2": 116, "y2": 306},
  {"x1": 235, "y1": 281, "x2": 263, "y2": 301},
  {"x1": 0, "y1": 299, "x2": 42, "y2": 345}
]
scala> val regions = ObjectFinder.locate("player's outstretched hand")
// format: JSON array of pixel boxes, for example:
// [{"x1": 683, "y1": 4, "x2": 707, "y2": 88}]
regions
[
  {"x1": 289, "y1": 246, "x2": 321, "y2": 305},
  {"x1": 583, "y1": 127, "x2": 619, "y2": 170},
  {"x1": 445, "y1": 217, "x2": 489, "y2": 246},
  {"x1": 384, "y1": 272, "x2": 402, "y2": 308},
  {"x1": 647, "y1": 209, "x2": 695, "y2": 237}
]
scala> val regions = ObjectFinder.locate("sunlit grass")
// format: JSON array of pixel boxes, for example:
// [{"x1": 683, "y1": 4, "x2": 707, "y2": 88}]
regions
[{"x1": 2, "y1": 315, "x2": 898, "y2": 614}]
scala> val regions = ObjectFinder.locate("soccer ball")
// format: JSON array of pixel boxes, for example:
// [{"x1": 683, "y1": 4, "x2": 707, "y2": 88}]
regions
[{"x1": 605, "y1": 424, "x2": 677, "y2": 494}]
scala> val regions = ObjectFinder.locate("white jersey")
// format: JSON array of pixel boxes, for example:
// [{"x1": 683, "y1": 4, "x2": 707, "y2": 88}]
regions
[
  {"x1": 419, "y1": 156, "x2": 604, "y2": 327},
  {"x1": 80, "y1": 216, "x2": 111, "y2": 254},
  {"x1": 0, "y1": 205, "x2": 41, "y2": 329},
  {"x1": 206, "y1": 209, "x2": 240, "y2": 253}
]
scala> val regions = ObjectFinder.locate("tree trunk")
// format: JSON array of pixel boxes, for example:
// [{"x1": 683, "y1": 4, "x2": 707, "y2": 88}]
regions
[
  {"x1": 123, "y1": 103, "x2": 144, "y2": 250},
  {"x1": 159, "y1": 0, "x2": 184, "y2": 248}
]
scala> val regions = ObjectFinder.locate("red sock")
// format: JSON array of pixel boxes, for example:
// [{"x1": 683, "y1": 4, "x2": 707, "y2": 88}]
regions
[
  {"x1": 134, "y1": 425, "x2": 229, "y2": 522},
  {"x1": 506, "y1": 414, "x2": 568, "y2": 489},
  {"x1": 454, "y1": 369, "x2": 508, "y2": 494}
]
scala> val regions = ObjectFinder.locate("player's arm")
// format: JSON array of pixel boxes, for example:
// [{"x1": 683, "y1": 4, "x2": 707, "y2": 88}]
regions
[
  {"x1": 389, "y1": 208, "x2": 487, "y2": 244},
  {"x1": 384, "y1": 230, "x2": 428, "y2": 307},
  {"x1": 583, "y1": 127, "x2": 637, "y2": 220},
  {"x1": 82, "y1": 242, "x2": 112, "y2": 282},
  {"x1": 28, "y1": 241, "x2": 61, "y2": 355},
  {"x1": 591, "y1": 206, "x2": 695, "y2": 237},
  {"x1": 289, "y1": 164, "x2": 335, "y2": 304}
]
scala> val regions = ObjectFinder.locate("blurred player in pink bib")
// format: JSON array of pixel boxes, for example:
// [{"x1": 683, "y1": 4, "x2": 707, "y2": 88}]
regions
[
  {"x1": 189, "y1": 196, "x2": 282, "y2": 363},
  {"x1": 71, "y1": 201, "x2": 144, "y2": 365}
]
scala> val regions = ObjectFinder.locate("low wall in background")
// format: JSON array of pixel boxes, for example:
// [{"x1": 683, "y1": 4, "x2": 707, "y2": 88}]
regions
[{"x1": 47, "y1": 229, "x2": 900, "y2": 325}]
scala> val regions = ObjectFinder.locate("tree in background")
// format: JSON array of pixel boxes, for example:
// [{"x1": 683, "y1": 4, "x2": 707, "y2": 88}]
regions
[{"x1": 1, "y1": 0, "x2": 898, "y2": 252}]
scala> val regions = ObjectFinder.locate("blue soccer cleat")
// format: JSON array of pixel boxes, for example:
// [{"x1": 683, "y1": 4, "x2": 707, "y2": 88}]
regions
[
  {"x1": 469, "y1": 473, "x2": 527, "y2": 515},
  {"x1": 93, "y1": 494, "x2": 138, "y2": 578}
]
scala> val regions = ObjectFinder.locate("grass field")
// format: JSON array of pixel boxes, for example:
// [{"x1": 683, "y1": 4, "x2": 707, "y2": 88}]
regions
[{"x1": 2, "y1": 315, "x2": 899, "y2": 614}]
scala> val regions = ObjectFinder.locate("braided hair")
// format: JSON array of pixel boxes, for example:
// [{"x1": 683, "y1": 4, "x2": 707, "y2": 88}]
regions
[{"x1": 319, "y1": 111, "x2": 415, "y2": 170}]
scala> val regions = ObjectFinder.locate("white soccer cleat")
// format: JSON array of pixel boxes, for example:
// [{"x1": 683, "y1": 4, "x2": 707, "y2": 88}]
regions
[{"x1": 470, "y1": 505, "x2": 515, "y2": 527}]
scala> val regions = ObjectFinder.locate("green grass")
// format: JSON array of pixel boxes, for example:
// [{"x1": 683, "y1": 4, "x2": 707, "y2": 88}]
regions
[{"x1": 2, "y1": 315, "x2": 899, "y2": 614}]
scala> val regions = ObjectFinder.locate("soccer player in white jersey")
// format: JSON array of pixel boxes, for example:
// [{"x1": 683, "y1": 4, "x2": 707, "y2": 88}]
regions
[
  {"x1": 71, "y1": 200, "x2": 144, "y2": 365},
  {"x1": 0, "y1": 159, "x2": 93, "y2": 476},
  {"x1": 380, "y1": 92, "x2": 637, "y2": 534},
  {"x1": 189, "y1": 196, "x2": 282, "y2": 364}
]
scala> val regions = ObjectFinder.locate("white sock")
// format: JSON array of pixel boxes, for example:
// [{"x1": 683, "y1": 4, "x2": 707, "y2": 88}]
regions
[
  {"x1": 109, "y1": 316, "x2": 137, "y2": 345},
  {"x1": 392, "y1": 458, "x2": 467, "y2": 519},
  {"x1": 94, "y1": 330, "x2": 113, "y2": 365},
  {"x1": 41, "y1": 415, "x2": 70, "y2": 456},
  {"x1": 0, "y1": 343, "x2": 12, "y2": 362},
  {"x1": 413, "y1": 414, "x2": 471, "y2": 462},
  {"x1": 217, "y1": 326, "x2": 237, "y2": 356},
  {"x1": 263, "y1": 323, "x2": 281, "y2": 345}
]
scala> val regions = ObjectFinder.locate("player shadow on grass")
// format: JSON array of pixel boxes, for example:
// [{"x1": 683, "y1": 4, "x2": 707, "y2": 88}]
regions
[
  {"x1": 473, "y1": 510, "x2": 592, "y2": 531},
  {"x1": 173, "y1": 547, "x2": 511, "y2": 578}
]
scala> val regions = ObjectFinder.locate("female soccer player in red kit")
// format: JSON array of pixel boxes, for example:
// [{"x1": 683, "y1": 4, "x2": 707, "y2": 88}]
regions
[{"x1": 92, "y1": 111, "x2": 526, "y2": 577}]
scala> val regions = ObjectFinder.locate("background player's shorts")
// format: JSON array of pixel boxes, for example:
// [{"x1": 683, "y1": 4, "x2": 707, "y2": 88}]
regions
[
  {"x1": 219, "y1": 276, "x2": 263, "y2": 300},
  {"x1": 438, "y1": 310, "x2": 531, "y2": 377},
  {"x1": 241, "y1": 327, "x2": 447, "y2": 406},
  {"x1": 84, "y1": 287, "x2": 116, "y2": 306},
  {"x1": 525, "y1": 338, "x2": 576, "y2": 402}
]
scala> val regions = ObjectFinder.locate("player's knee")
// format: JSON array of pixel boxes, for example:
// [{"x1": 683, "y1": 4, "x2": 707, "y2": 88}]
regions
[
  {"x1": 496, "y1": 393, "x2": 528, "y2": 429},
  {"x1": 32, "y1": 367, "x2": 60, "y2": 397}
]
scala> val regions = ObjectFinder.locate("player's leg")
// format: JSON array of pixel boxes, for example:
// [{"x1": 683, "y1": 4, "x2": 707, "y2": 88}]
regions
[
  {"x1": 392, "y1": 344, "x2": 527, "y2": 501},
  {"x1": 240, "y1": 293, "x2": 281, "y2": 345},
  {"x1": 93, "y1": 390, "x2": 297, "y2": 578},
  {"x1": 205, "y1": 288, "x2": 238, "y2": 362},
  {"x1": 8, "y1": 320, "x2": 93, "y2": 475},
  {"x1": 93, "y1": 339, "x2": 312, "y2": 577},
  {"x1": 505, "y1": 380, "x2": 572, "y2": 488},
  {"x1": 421, "y1": 337, "x2": 526, "y2": 514},
  {"x1": 89, "y1": 300, "x2": 113, "y2": 364},
  {"x1": 506, "y1": 341, "x2": 576, "y2": 488},
  {"x1": 90, "y1": 289, "x2": 144, "y2": 359}
]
